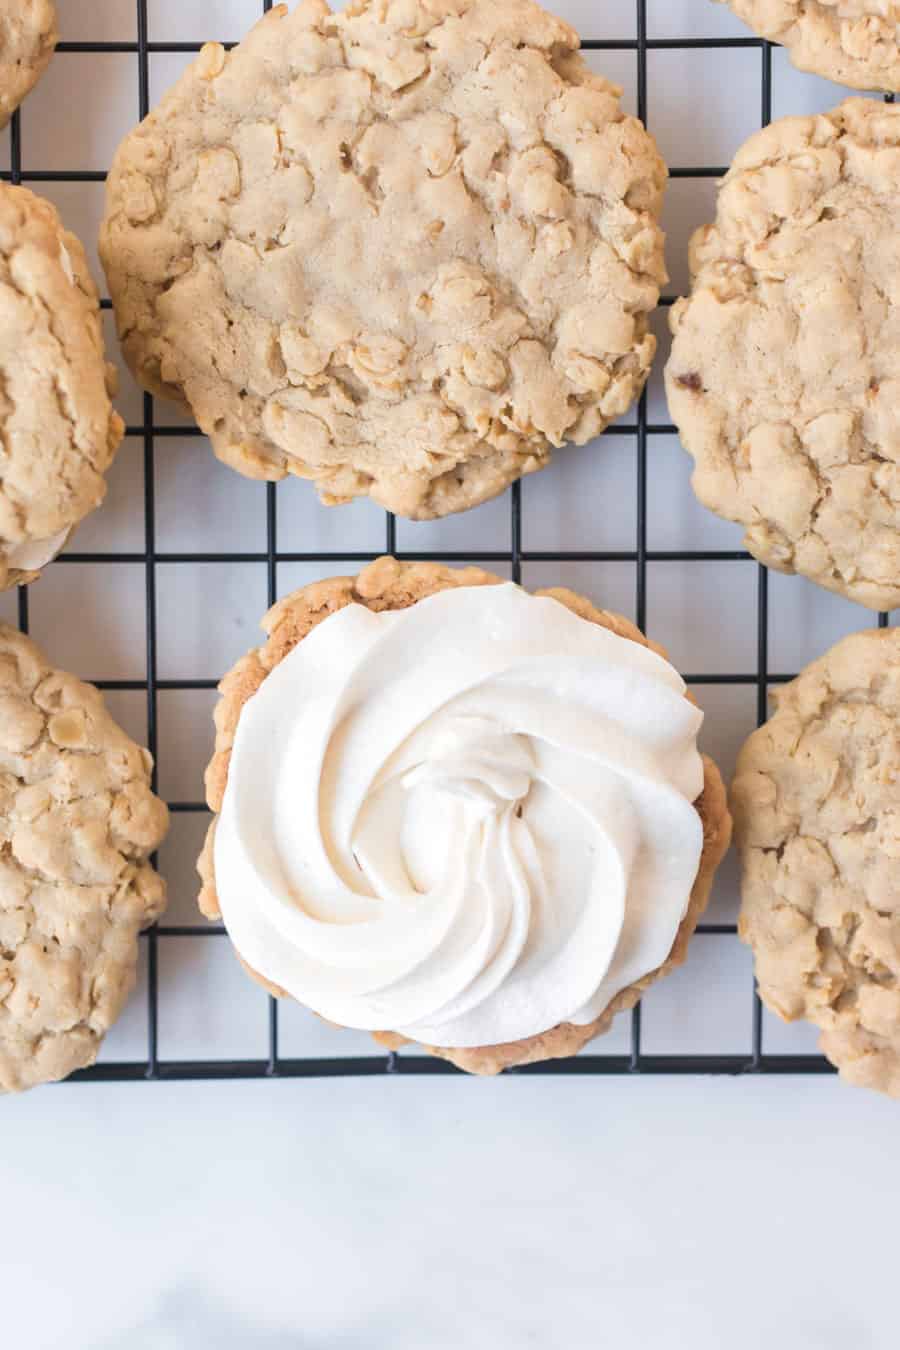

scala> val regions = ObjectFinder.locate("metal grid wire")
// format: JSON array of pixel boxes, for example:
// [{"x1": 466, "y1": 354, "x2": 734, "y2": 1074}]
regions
[{"x1": 4, "y1": 0, "x2": 892, "y2": 1082}]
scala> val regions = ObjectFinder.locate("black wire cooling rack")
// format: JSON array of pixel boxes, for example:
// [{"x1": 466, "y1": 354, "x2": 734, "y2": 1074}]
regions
[{"x1": 4, "y1": 0, "x2": 893, "y2": 1083}]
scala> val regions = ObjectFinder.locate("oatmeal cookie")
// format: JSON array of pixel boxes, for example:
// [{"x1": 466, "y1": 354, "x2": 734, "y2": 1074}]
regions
[
  {"x1": 0, "y1": 0, "x2": 57, "y2": 129},
  {"x1": 198, "y1": 557, "x2": 731, "y2": 1075},
  {"x1": 666, "y1": 100, "x2": 900, "y2": 611},
  {"x1": 100, "y1": 0, "x2": 667, "y2": 520},
  {"x1": 0, "y1": 185, "x2": 125, "y2": 590},
  {"x1": 733, "y1": 628, "x2": 900, "y2": 1097},
  {"x1": 718, "y1": 1, "x2": 900, "y2": 93},
  {"x1": 0, "y1": 627, "x2": 168, "y2": 1092}
]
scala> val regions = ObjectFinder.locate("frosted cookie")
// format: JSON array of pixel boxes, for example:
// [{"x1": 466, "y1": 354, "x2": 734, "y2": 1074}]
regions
[
  {"x1": 0, "y1": 185, "x2": 125, "y2": 591},
  {"x1": 717, "y1": 1, "x2": 900, "y2": 93},
  {"x1": 0, "y1": 0, "x2": 57, "y2": 129},
  {"x1": 100, "y1": 0, "x2": 667, "y2": 520},
  {"x1": 733, "y1": 629, "x2": 900, "y2": 1097},
  {"x1": 0, "y1": 627, "x2": 169, "y2": 1092},
  {"x1": 198, "y1": 558, "x2": 731, "y2": 1074},
  {"x1": 666, "y1": 100, "x2": 900, "y2": 611}
]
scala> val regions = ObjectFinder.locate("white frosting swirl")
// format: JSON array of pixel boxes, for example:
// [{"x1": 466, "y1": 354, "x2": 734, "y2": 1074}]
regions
[{"x1": 215, "y1": 584, "x2": 705, "y2": 1048}]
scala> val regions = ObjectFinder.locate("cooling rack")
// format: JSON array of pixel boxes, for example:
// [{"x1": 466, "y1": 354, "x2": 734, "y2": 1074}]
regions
[{"x1": 4, "y1": 0, "x2": 892, "y2": 1083}]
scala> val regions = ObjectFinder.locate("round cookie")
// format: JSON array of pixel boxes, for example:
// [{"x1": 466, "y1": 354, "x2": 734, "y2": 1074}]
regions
[
  {"x1": 666, "y1": 99, "x2": 900, "y2": 612},
  {"x1": 0, "y1": 0, "x2": 57, "y2": 129},
  {"x1": 0, "y1": 185, "x2": 125, "y2": 591},
  {"x1": 733, "y1": 629, "x2": 900, "y2": 1098},
  {"x1": 717, "y1": 1, "x2": 900, "y2": 93},
  {"x1": 0, "y1": 626, "x2": 169, "y2": 1092},
  {"x1": 198, "y1": 557, "x2": 732, "y2": 1075},
  {"x1": 99, "y1": 0, "x2": 667, "y2": 520}
]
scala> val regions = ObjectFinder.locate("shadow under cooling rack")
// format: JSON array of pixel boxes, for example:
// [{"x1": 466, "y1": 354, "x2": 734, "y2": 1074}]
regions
[{"x1": 70, "y1": 1053, "x2": 838, "y2": 1083}]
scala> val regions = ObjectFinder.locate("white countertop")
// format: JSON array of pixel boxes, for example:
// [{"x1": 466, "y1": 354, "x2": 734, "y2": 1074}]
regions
[{"x1": 3, "y1": 1075, "x2": 898, "y2": 1348}]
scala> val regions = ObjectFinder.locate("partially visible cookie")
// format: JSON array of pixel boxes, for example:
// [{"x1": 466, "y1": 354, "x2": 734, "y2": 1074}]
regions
[
  {"x1": 718, "y1": 1, "x2": 900, "y2": 93},
  {"x1": 0, "y1": 185, "x2": 124, "y2": 591},
  {"x1": 666, "y1": 99, "x2": 900, "y2": 611},
  {"x1": 0, "y1": 0, "x2": 57, "y2": 128},
  {"x1": 100, "y1": 0, "x2": 667, "y2": 520},
  {"x1": 0, "y1": 626, "x2": 169, "y2": 1092},
  {"x1": 733, "y1": 628, "x2": 900, "y2": 1098}
]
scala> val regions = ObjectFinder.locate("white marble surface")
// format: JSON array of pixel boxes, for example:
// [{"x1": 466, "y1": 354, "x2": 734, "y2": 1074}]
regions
[
  {"x1": 3, "y1": 1076, "x2": 899, "y2": 1348},
  {"x1": 1, "y1": 3, "x2": 897, "y2": 1344}
]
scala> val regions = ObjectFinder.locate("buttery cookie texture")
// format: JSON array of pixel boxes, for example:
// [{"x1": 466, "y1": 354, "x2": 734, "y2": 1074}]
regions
[
  {"x1": 0, "y1": 0, "x2": 56, "y2": 129},
  {"x1": 198, "y1": 559, "x2": 731, "y2": 1074},
  {"x1": 0, "y1": 628, "x2": 169, "y2": 1092},
  {"x1": 718, "y1": 1, "x2": 900, "y2": 92},
  {"x1": 100, "y1": 0, "x2": 667, "y2": 519},
  {"x1": 733, "y1": 630, "x2": 900, "y2": 1098},
  {"x1": 666, "y1": 100, "x2": 900, "y2": 611},
  {"x1": 0, "y1": 185, "x2": 125, "y2": 591}
]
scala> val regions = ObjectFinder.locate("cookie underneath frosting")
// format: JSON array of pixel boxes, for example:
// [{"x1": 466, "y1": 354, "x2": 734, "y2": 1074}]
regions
[
  {"x1": 666, "y1": 99, "x2": 900, "y2": 611},
  {"x1": 199, "y1": 558, "x2": 731, "y2": 1074},
  {"x1": 100, "y1": 0, "x2": 666, "y2": 519},
  {"x1": 0, "y1": 0, "x2": 57, "y2": 129},
  {"x1": 0, "y1": 185, "x2": 124, "y2": 591},
  {"x1": 718, "y1": 1, "x2": 900, "y2": 93},
  {"x1": 0, "y1": 627, "x2": 169, "y2": 1092},
  {"x1": 734, "y1": 628, "x2": 900, "y2": 1098}
]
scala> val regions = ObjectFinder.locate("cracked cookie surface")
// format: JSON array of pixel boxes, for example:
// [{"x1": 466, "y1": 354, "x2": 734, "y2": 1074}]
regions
[
  {"x1": 733, "y1": 628, "x2": 900, "y2": 1097},
  {"x1": 198, "y1": 557, "x2": 731, "y2": 1075},
  {"x1": 0, "y1": 0, "x2": 57, "y2": 129},
  {"x1": 0, "y1": 626, "x2": 169, "y2": 1092},
  {"x1": 718, "y1": 1, "x2": 900, "y2": 92},
  {"x1": 666, "y1": 100, "x2": 900, "y2": 611},
  {"x1": 100, "y1": 0, "x2": 666, "y2": 520},
  {"x1": 0, "y1": 184, "x2": 125, "y2": 591}
]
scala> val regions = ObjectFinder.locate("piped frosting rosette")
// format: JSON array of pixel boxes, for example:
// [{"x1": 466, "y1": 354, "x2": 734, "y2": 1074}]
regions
[{"x1": 214, "y1": 582, "x2": 708, "y2": 1049}]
